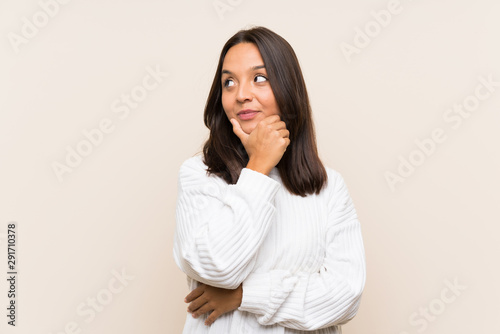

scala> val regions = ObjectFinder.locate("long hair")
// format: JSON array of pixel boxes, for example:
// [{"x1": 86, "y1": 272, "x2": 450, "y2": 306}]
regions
[{"x1": 203, "y1": 26, "x2": 327, "y2": 197}]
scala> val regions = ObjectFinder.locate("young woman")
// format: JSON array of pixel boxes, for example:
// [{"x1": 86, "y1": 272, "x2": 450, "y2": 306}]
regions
[{"x1": 173, "y1": 26, "x2": 366, "y2": 333}]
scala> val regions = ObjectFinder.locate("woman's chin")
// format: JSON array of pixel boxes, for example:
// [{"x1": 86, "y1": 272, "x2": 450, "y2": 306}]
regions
[
  {"x1": 236, "y1": 119, "x2": 257, "y2": 134},
  {"x1": 241, "y1": 125, "x2": 256, "y2": 135}
]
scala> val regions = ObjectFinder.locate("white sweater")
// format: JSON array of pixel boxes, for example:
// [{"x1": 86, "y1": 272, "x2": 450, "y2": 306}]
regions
[{"x1": 173, "y1": 154, "x2": 366, "y2": 333}]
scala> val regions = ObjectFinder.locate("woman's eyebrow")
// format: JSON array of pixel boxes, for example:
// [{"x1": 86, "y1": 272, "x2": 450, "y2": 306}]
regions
[{"x1": 222, "y1": 65, "x2": 266, "y2": 75}]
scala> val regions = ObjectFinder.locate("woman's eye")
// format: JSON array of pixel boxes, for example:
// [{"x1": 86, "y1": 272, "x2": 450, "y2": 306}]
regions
[
  {"x1": 224, "y1": 79, "x2": 234, "y2": 87},
  {"x1": 255, "y1": 75, "x2": 267, "y2": 83}
]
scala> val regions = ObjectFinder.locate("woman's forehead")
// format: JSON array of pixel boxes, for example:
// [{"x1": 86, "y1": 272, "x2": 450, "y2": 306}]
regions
[{"x1": 222, "y1": 43, "x2": 264, "y2": 71}]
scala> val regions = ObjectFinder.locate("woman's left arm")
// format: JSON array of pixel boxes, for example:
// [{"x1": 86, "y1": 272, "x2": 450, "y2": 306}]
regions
[{"x1": 237, "y1": 171, "x2": 366, "y2": 330}]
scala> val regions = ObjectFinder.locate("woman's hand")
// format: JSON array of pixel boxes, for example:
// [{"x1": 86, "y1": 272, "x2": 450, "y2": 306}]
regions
[
  {"x1": 230, "y1": 115, "x2": 290, "y2": 175},
  {"x1": 185, "y1": 283, "x2": 243, "y2": 326}
]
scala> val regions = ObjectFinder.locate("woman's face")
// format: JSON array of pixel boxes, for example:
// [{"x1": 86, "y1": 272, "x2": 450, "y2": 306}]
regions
[{"x1": 221, "y1": 42, "x2": 280, "y2": 134}]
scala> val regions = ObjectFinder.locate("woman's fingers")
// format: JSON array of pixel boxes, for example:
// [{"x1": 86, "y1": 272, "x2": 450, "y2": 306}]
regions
[
  {"x1": 266, "y1": 119, "x2": 287, "y2": 130},
  {"x1": 184, "y1": 284, "x2": 204, "y2": 303},
  {"x1": 184, "y1": 283, "x2": 243, "y2": 326},
  {"x1": 260, "y1": 114, "x2": 281, "y2": 125},
  {"x1": 278, "y1": 129, "x2": 290, "y2": 138},
  {"x1": 205, "y1": 309, "x2": 222, "y2": 326},
  {"x1": 187, "y1": 295, "x2": 208, "y2": 314},
  {"x1": 230, "y1": 118, "x2": 248, "y2": 143},
  {"x1": 191, "y1": 302, "x2": 214, "y2": 319},
  {"x1": 244, "y1": 115, "x2": 291, "y2": 174}
]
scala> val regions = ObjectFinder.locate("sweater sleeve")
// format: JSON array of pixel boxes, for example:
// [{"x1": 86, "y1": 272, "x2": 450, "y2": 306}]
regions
[
  {"x1": 173, "y1": 156, "x2": 281, "y2": 289},
  {"x1": 237, "y1": 170, "x2": 366, "y2": 330}
]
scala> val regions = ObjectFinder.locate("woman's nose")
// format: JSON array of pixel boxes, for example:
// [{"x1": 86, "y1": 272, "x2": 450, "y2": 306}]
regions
[{"x1": 236, "y1": 81, "x2": 253, "y2": 102}]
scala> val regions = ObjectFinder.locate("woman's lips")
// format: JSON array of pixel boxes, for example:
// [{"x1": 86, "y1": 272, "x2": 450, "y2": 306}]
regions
[{"x1": 237, "y1": 110, "x2": 259, "y2": 120}]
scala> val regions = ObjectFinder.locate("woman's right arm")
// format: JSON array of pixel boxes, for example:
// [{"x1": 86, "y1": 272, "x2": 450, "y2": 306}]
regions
[{"x1": 173, "y1": 156, "x2": 280, "y2": 289}]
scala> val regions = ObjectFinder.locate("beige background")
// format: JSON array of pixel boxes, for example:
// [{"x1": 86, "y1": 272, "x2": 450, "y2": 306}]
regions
[{"x1": 1, "y1": 0, "x2": 499, "y2": 333}]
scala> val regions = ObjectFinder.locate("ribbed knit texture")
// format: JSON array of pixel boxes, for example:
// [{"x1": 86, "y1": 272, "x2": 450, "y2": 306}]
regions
[{"x1": 173, "y1": 154, "x2": 366, "y2": 333}]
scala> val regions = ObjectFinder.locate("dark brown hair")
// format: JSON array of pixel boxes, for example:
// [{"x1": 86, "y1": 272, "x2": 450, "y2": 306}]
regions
[{"x1": 202, "y1": 26, "x2": 327, "y2": 197}]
